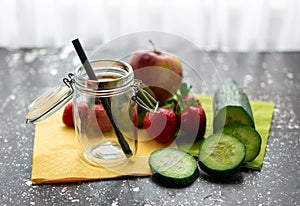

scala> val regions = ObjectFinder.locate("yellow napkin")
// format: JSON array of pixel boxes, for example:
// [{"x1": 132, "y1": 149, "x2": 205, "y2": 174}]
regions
[
  {"x1": 31, "y1": 96, "x2": 274, "y2": 184},
  {"x1": 31, "y1": 110, "x2": 175, "y2": 184},
  {"x1": 179, "y1": 96, "x2": 275, "y2": 170}
]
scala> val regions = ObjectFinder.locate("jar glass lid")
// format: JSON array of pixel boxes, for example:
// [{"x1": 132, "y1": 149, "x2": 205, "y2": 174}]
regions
[{"x1": 25, "y1": 76, "x2": 74, "y2": 124}]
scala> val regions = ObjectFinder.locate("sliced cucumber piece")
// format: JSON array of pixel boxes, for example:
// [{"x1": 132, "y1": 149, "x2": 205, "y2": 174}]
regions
[
  {"x1": 213, "y1": 79, "x2": 255, "y2": 132},
  {"x1": 198, "y1": 133, "x2": 246, "y2": 178},
  {"x1": 222, "y1": 125, "x2": 262, "y2": 163},
  {"x1": 148, "y1": 148, "x2": 199, "y2": 187}
]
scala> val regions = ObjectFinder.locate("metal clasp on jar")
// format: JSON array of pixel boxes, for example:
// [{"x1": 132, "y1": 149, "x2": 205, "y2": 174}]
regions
[{"x1": 131, "y1": 80, "x2": 160, "y2": 113}]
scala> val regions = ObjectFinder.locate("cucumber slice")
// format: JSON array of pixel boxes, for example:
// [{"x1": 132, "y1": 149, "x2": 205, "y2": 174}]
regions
[
  {"x1": 222, "y1": 125, "x2": 262, "y2": 163},
  {"x1": 213, "y1": 79, "x2": 255, "y2": 132},
  {"x1": 198, "y1": 133, "x2": 246, "y2": 178},
  {"x1": 148, "y1": 148, "x2": 199, "y2": 187}
]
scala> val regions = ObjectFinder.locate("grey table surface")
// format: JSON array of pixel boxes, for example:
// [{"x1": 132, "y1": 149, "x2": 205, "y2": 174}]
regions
[{"x1": 0, "y1": 44, "x2": 299, "y2": 206}]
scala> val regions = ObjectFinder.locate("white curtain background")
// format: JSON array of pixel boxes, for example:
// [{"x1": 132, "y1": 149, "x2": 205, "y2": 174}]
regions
[{"x1": 0, "y1": 0, "x2": 299, "y2": 51}]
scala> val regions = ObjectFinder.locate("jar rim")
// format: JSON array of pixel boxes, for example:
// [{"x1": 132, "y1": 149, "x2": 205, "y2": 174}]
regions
[{"x1": 74, "y1": 59, "x2": 134, "y2": 96}]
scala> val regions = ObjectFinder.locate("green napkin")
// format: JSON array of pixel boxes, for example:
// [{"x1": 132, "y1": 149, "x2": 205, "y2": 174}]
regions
[{"x1": 178, "y1": 95, "x2": 275, "y2": 170}]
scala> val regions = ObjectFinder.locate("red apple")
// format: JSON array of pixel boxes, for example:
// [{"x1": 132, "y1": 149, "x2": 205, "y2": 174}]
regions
[{"x1": 128, "y1": 43, "x2": 183, "y2": 105}]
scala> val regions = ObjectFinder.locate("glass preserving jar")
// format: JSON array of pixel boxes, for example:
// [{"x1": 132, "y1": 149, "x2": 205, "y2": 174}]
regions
[{"x1": 26, "y1": 59, "x2": 159, "y2": 168}]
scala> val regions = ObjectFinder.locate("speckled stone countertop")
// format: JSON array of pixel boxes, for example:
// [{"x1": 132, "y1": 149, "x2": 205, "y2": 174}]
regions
[{"x1": 0, "y1": 45, "x2": 299, "y2": 205}]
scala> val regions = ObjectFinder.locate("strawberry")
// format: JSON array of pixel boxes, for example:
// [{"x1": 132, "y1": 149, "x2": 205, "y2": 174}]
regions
[
  {"x1": 90, "y1": 104, "x2": 112, "y2": 132},
  {"x1": 131, "y1": 107, "x2": 138, "y2": 141},
  {"x1": 178, "y1": 105, "x2": 206, "y2": 138},
  {"x1": 143, "y1": 108, "x2": 178, "y2": 143},
  {"x1": 166, "y1": 84, "x2": 200, "y2": 113},
  {"x1": 78, "y1": 103, "x2": 89, "y2": 122},
  {"x1": 131, "y1": 107, "x2": 139, "y2": 128},
  {"x1": 175, "y1": 83, "x2": 206, "y2": 140},
  {"x1": 183, "y1": 95, "x2": 200, "y2": 106},
  {"x1": 62, "y1": 102, "x2": 74, "y2": 127},
  {"x1": 128, "y1": 105, "x2": 139, "y2": 140},
  {"x1": 178, "y1": 82, "x2": 200, "y2": 106}
]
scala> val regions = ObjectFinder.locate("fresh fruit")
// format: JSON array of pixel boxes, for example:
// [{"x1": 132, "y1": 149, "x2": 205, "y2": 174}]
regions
[
  {"x1": 132, "y1": 107, "x2": 138, "y2": 141},
  {"x1": 149, "y1": 148, "x2": 199, "y2": 187},
  {"x1": 222, "y1": 125, "x2": 262, "y2": 163},
  {"x1": 198, "y1": 132, "x2": 246, "y2": 178},
  {"x1": 213, "y1": 79, "x2": 255, "y2": 133},
  {"x1": 130, "y1": 106, "x2": 139, "y2": 128},
  {"x1": 62, "y1": 102, "x2": 74, "y2": 127},
  {"x1": 183, "y1": 95, "x2": 200, "y2": 106},
  {"x1": 89, "y1": 104, "x2": 112, "y2": 132},
  {"x1": 143, "y1": 108, "x2": 178, "y2": 143},
  {"x1": 128, "y1": 41, "x2": 183, "y2": 105},
  {"x1": 77, "y1": 103, "x2": 89, "y2": 122},
  {"x1": 94, "y1": 104, "x2": 112, "y2": 132},
  {"x1": 63, "y1": 102, "x2": 112, "y2": 132},
  {"x1": 175, "y1": 83, "x2": 206, "y2": 140},
  {"x1": 179, "y1": 106, "x2": 206, "y2": 139}
]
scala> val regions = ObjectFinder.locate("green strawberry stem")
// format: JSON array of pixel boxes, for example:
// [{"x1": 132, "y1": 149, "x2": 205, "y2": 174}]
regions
[
  {"x1": 179, "y1": 82, "x2": 192, "y2": 97},
  {"x1": 175, "y1": 83, "x2": 195, "y2": 113}
]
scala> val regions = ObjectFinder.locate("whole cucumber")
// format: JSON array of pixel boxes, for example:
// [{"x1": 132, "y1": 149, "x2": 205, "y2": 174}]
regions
[{"x1": 213, "y1": 79, "x2": 255, "y2": 132}]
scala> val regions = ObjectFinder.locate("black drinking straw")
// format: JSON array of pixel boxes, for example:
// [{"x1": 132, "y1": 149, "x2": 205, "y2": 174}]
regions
[{"x1": 72, "y1": 38, "x2": 133, "y2": 157}]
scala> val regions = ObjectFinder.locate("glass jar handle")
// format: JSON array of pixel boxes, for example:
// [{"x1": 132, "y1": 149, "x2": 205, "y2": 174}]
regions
[{"x1": 131, "y1": 80, "x2": 160, "y2": 113}]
